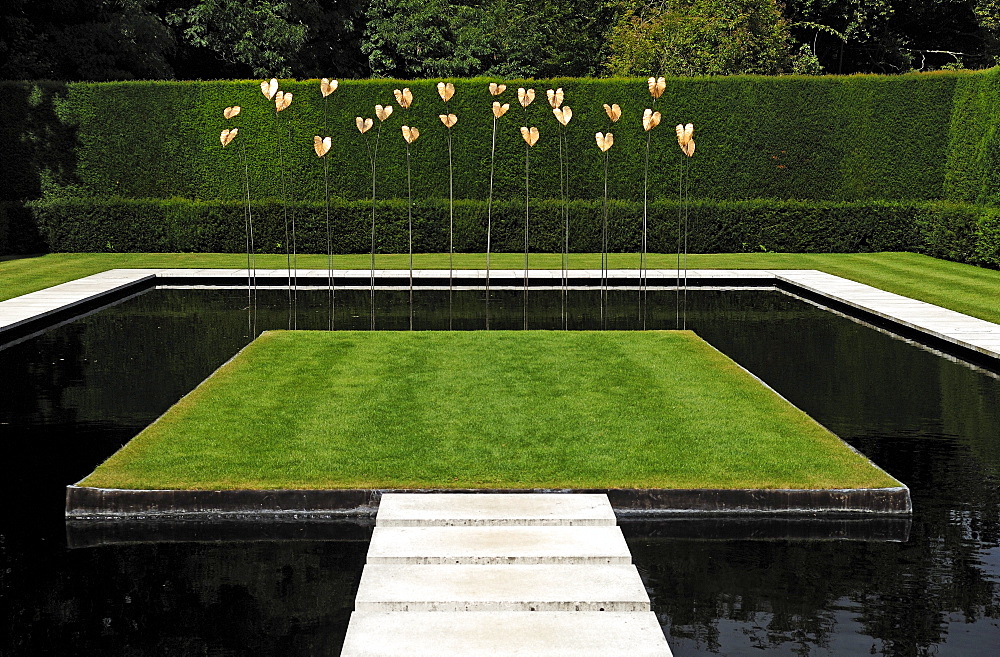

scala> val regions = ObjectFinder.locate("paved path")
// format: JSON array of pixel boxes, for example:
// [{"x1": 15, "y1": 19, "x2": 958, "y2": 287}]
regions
[
  {"x1": 2, "y1": 268, "x2": 997, "y2": 362},
  {"x1": 340, "y1": 493, "x2": 672, "y2": 656}
]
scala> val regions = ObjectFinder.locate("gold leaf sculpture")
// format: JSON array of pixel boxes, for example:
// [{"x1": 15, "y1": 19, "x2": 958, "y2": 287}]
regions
[
  {"x1": 275, "y1": 91, "x2": 293, "y2": 112},
  {"x1": 553, "y1": 106, "x2": 573, "y2": 126},
  {"x1": 402, "y1": 125, "x2": 420, "y2": 144},
  {"x1": 223, "y1": 106, "x2": 241, "y2": 120},
  {"x1": 437, "y1": 82, "x2": 455, "y2": 102},
  {"x1": 546, "y1": 87, "x2": 564, "y2": 109},
  {"x1": 375, "y1": 104, "x2": 393, "y2": 121},
  {"x1": 313, "y1": 135, "x2": 332, "y2": 157},
  {"x1": 489, "y1": 82, "x2": 507, "y2": 96},
  {"x1": 220, "y1": 128, "x2": 238, "y2": 148},
  {"x1": 321, "y1": 78, "x2": 338, "y2": 97},
  {"x1": 595, "y1": 131, "x2": 614, "y2": 152},
  {"x1": 677, "y1": 122, "x2": 695, "y2": 157},
  {"x1": 603, "y1": 103, "x2": 621, "y2": 123},
  {"x1": 439, "y1": 113, "x2": 458, "y2": 128},
  {"x1": 643, "y1": 109, "x2": 662, "y2": 132},
  {"x1": 517, "y1": 87, "x2": 535, "y2": 108},
  {"x1": 394, "y1": 88, "x2": 413, "y2": 109},
  {"x1": 520, "y1": 126, "x2": 539, "y2": 146},
  {"x1": 492, "y1": 101, "x2": 510, "y2": 118},
  {"x1": 356, "y1": 116, "x2": 373, "y2": 134},
  {"x1": 648, "y1": 76, "x2": 666, "y2": 99},
  {"x1": 261, "y1": 78, "x2": 278, "y2": 100}
]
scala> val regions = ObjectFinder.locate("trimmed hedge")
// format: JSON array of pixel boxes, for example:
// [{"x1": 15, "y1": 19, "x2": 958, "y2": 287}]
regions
[
  {"x1": 4, "y1": 71, "x2": 1000, "y2": 266},
  {"x1": 18, "y1": 196, "x2": 997, "y2": 267},
  {"x1": 1, "y1": 73, "x2": 965, "y2": 206}
]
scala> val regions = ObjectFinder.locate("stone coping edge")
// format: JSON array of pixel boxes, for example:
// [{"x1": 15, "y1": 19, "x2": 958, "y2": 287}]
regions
[{"x1": 66, "y1": 485, "x2": 912, "y2": 519}]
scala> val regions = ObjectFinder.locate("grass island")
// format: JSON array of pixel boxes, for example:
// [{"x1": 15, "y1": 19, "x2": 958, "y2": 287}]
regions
[{"x1": 78, "y1": 330, "x2": 900, "y2": 492}]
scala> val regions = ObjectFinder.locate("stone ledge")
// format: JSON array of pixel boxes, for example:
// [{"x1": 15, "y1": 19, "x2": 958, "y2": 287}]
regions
[{"x1": 65, "y1": 485, "x2": 912, "y2": 519}]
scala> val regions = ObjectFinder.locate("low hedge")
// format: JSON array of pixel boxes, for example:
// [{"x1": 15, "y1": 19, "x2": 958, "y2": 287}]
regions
[{"x1": 20, "y1": 197, "x2": 1000, "y2": 267}]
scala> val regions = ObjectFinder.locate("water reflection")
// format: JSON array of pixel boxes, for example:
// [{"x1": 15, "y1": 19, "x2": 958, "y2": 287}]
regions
[{"x1": 1, "y1": 288, "x2": 998, "y2": 655}]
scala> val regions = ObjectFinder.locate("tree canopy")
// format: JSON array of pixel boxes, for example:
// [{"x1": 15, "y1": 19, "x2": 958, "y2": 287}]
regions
[{"x1": 1, "y1": 0, "x2": 998, "y2": 81}]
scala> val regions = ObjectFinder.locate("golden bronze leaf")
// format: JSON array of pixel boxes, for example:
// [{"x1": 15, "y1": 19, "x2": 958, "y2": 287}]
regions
[
  {"x1": 439, "y1": 113, "x2": 458, "y2": 128},
  {"x1": 313, "y1": 135, "x2": 332, "y2": 157},
  {"x1": 489, "y1": 82, "x2": 507, "y2": 96},
  {"x1": 520, "y1": 126, "x2": 539, "y2": 146},
  {"x1": 375, "y1": 104, "x2": 393, "y2": 121},
  {"x1": 492, "y1": 102, "x2": 510, "y2": 118},
  {"x1": 320, "y1": 78, "x2": 338, "y2": 97},
  {"x1": 517, "y1": 87, "x2": 535, "y2": 108},
  {"x1": 437, "y1": 82, "x2": 455, "y2": 102},
  {"x1": 261, "y1": 78, "x2": 278, "y2": 100},
  {"x1": 402, "y1": 125, "x2": 420, "y2": 144},
  {"x1": 394, "y1": 88, "x2": 413, "y2": 109},
  {"x1": 356, "y1": 117, "x2": 373, "y2": 134},
  {"x1": 223, "y1": 106, "x2": 240, "y2": 120},
  {"x1": 603, "y1": 103, "x2": 621, "y2": 123},
  {"x1": 220, "y1": 128, "x2": 238, "y2": 148},
  {"x1": 595, "y1": 131, "x2": 614, "y2": 152},
  {"x1": 546, "y1": 87, "x2": 564, "y2": 109},
  {"x1": 648, "y1": 76, "x2": 666, "y2": 99}
]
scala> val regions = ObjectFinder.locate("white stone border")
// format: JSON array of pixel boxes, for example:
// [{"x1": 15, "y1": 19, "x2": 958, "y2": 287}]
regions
[{"x1": 2, "y1": 268, "x2": 998, "y2": 361}]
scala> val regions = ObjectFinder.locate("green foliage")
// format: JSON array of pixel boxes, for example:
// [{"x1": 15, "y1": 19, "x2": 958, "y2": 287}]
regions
[
  {"x1": 166, "y1": 0, "x2": 308, "y2": 78},
  {"x1": 362, "y1": 0, "x2": 613, "y2": 79},
  {"x1": 0, "y1": 0, "x2": 174, "y2": 81},
  {"x1": 3, "y1": 72, "x2": 1000, "y2": 265},
  {"x1": 605, "y1": 0, "x2": 802, "y2": 76},
  {"x1": 25, "y1": 196, "x2": 981, "y2": 258},
  {"x1": 16, "y1": 74, "x2": 960, "y2": 207}
]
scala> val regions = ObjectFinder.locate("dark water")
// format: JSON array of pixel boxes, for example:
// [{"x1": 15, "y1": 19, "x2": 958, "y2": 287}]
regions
[{"x1": 2, "y1": 288, "x2": 998, "y2": 656}]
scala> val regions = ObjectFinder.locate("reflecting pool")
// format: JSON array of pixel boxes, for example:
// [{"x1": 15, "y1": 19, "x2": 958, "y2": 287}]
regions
[{"x1": 2, "y1": 288, "x2": 998, "y2": 655}]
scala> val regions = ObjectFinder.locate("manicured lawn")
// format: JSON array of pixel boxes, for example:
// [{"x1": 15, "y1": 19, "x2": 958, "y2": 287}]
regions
[
  {"x1": 78, "y1": 330, "x2": 900, "y2": 491},
  {"x1": 3, "y1": 251, "x2": 999, "y2": 324}
]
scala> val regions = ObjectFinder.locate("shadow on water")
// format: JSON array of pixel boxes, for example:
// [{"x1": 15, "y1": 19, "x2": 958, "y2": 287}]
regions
[{"x1": 2, "y1": 287, "x2": 998, "y2": 655}]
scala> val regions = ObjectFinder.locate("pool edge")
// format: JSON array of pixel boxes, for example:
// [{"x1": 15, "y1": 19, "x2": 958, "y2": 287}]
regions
[{"x1": 65, "y1": 484, "x2": 912, "y2": 519}]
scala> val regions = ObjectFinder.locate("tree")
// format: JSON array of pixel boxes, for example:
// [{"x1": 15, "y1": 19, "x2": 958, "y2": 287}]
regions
[
  {"x1": 165, "y1": 0, "x2": 309, "y2": 78},
  {"x1": 0, "y1": 0, "x2": 174, "y2": 81},
  {"x1": 361, "y1": 0, "x2": 614, "y2": 78},
  {"x1": 785, "y1": 0, "x2": 997, "y2": 74},
  {"x1": 604, "y1": 0, "x2": 810, "y2": 77}
]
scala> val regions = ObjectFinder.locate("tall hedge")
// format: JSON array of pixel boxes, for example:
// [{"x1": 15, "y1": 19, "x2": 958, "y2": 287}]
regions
[
  {"x1": 3, "y1": 71, "x2": 1000, "y2": 265},
  {"x1": 1, "y1": 73, "x2": 966, "y2": 206}
]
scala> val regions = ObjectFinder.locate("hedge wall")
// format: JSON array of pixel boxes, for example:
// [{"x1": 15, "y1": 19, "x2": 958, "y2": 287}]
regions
[
  {"x1": 3, "y1": 70, "x2": 1000, "y2": 265},
  {"x1": 1, "y1": 73, "x2": 964, "y2": 206}
]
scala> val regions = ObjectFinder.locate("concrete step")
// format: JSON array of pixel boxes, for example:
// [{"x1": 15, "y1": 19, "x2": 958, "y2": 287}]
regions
[
  {"x1": 354, "y1": 563, "x2": 650, "y2": 612},
  {"x1": 366, "y1": 525, "x2": 632, "y2": 565},
  {"x1": 340, "y1": 611, "x2": 673, "y2": 656},
  {"x1": 376, "y1": 492, "x2": 617, "y2": 527}
]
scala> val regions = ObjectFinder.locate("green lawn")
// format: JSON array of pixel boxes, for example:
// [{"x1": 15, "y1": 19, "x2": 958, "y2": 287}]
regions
[
  {"x1": 3, "y1": 251, "x2": 999, "y2": 324},
  {"x1": 78, "y1": 330, "x2": 900, "y2": 491}
]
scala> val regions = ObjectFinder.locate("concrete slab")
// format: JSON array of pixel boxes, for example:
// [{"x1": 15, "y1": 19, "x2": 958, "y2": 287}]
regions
[
  {"x1": 354, "y1": 564, "x2": 650, "y2": 612},
  {"x1": 376, "y1": 493, "x2": 616, "y2": 527},
  {"x1": 366, "y1": 526, "x2": 632, "y2": 565},
  {"x1": 341, "y1": 611, "x2": 672, "y2": 656}
]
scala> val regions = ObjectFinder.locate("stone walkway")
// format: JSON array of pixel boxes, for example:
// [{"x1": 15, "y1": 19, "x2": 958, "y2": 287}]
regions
[
  {"x1": 340, "y1": 493, "x2": 672, "y2": 656},
  {"x1": 2, "y1": 269, "x2": 998, "y2": 362}
]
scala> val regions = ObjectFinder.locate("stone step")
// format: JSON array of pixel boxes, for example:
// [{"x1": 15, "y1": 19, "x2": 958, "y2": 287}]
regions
[
  {"x1": 376, "y1": 492, "x2": 617, "y2": 527},
  {"x1": 340, "y1": 611, "x2": 673, "y2": 656},
  {"x1": 366, "y1": 525, "x2": 632, "y2": 565},
  {"x1": 354, "y1": 563, "x2": 650, "y2": 612}
]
